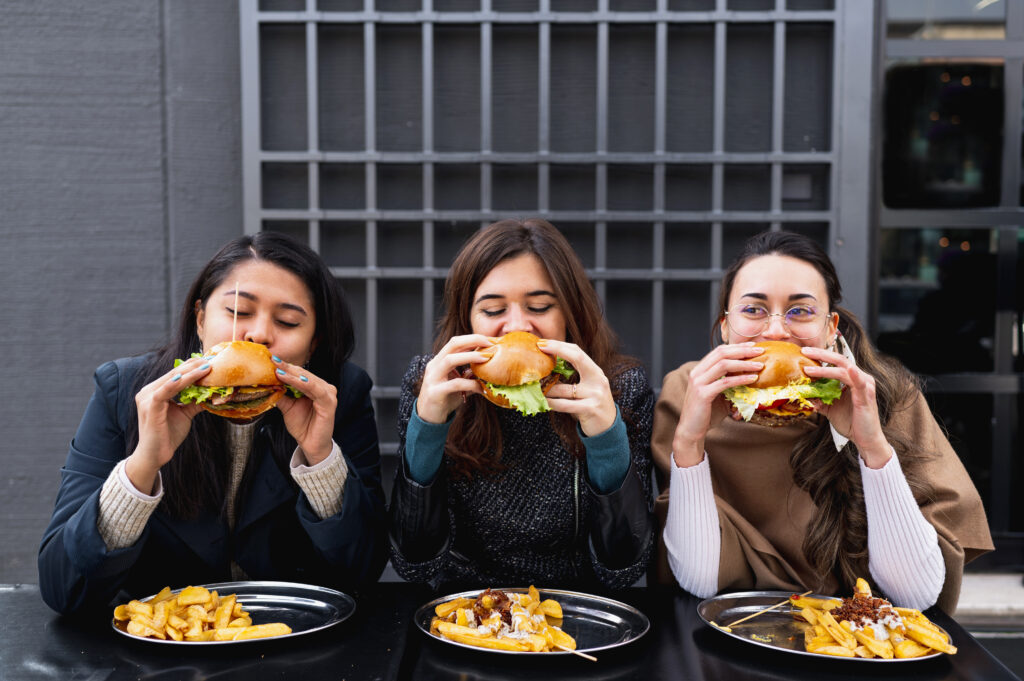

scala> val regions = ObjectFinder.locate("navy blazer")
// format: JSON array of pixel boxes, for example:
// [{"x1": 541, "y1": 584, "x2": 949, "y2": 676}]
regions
[{"x1": 38, "y1": 355, "x2": 387, "y2": 615}]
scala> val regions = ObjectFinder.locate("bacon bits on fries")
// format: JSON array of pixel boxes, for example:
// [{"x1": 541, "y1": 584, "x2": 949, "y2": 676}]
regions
[
  {"x1": 792, "y1": 578, "x2": 956, "y2": 659},
  {"x1": 113, "y1": 585, "x2": 291, "y2": 642},
  {"x1": 429, "y1": 586, "x2": 576, "y2": 653}
]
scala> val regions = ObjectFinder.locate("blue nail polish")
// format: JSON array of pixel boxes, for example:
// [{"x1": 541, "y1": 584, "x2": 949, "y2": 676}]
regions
[
  {"x1": 300, "y1": 375, "x2": 309, "y2": 382},
  {"x1": 272, "y1": 355, "x2": 281, "y2": 363},
  {"x1": 172, "y1": 373, "x2": 182, "y2": 381},
  {"x1": 199, "y1": 363, "x2": 210, "y2": 370},
  {"x1": 276, "y1": 368, "x2": 286, "y2": 376}
]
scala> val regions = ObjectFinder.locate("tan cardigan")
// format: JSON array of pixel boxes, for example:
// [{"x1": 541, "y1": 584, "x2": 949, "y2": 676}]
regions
[{"x1": 651, "y1": 362, "x2": 994, "y2": 612}]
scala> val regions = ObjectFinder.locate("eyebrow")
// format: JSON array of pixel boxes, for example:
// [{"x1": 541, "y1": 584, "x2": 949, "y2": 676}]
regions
[
  {"x1": 223, "y1": 290, "x2": 309, "y2": 316},
  {"x1": 739, "y1": 292, "x2": 819, "y2": 303},
  {"x1": 474, "y1": 290, "x2": 556, "y2": 305}
]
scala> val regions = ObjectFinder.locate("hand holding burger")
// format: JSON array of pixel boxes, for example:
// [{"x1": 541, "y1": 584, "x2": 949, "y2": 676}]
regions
[
  {"x1": 176, "y1": 340, "x2": 295, "y2": 420},
  {"x1": 470, "y1": 331, "x2": 575, "y2": 416},
  {"x1": 722, "y1": 341, "x2": 842, "y2": 427}
]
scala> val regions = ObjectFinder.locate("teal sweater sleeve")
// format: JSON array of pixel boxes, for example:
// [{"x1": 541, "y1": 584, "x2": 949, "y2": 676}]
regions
[
  {"x1": 404, "y1": 399, "x2": 454, "y2": 484},
  {"x1": 581, "y1": 405, "x2": 630, "y2": 494}
]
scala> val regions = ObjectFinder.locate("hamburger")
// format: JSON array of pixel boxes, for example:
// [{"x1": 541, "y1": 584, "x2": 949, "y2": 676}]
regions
[
  {"x1": 722, "y1": 340, "x2": 842, "y2": 427},
  {"x1": 175, "y1": 340, "x2": 297, "y2": 420},
  {"x1": 470, "y1": 331, "x2": 575, "y2": 416}
]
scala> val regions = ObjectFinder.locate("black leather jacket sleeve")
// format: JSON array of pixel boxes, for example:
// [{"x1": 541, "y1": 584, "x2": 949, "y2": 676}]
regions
[
  {"x1": 588, "y1": 457, "x2": 654, "y2": 571},
  {"x1": 388, "y1": 457, "x2": 450, "y2": 563}
]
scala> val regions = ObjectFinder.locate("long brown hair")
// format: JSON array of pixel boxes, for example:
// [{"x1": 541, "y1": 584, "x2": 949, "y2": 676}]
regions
[
  {"x1": 717, "y1": 231, "x2": 931, "y2": 591},
  {"x1": 433, "y1": 218, "x2": 636, "y2": 476}
]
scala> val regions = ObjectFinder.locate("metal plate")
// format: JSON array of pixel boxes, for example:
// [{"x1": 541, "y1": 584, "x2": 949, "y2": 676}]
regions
[
  {"x1": 415, "y1": 587, "x2": 649, "y2": 655},
  {"x1": 112, "y1": 581, "x2": 356, "y2": 645},
  {"x1": 697, "y1": 591, "x2": 946, "y2": 662}
]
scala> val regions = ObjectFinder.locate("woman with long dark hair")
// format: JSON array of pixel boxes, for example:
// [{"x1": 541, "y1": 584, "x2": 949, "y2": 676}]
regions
[
  {"x1": 40, "y1": 232, "x2": 387, "y2": 615},
  {"x1": 389, "y1": 218, "x2": 654, "y2": 589},
  {"x1": 653, "y1": 230, "x2": 992, "y2": 611}
]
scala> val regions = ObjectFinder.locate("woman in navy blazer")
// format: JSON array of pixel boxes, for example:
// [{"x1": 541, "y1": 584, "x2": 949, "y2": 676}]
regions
[{"x1": 39, "y1": 233, "x2": 387, "y2": 615}]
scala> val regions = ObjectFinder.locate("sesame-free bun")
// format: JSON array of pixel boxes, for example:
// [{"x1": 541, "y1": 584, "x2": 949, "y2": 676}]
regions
[
  {"x1": 197, "y1": 340, "x2": 280, "y2": 388},
  {"x1": 472, "y1": 331, "x2": 555, "y2": 387},
  {"x1": 195, "y1": 340, "x2": 285, "y2": 419},
  {"x1": 749, "y1": 340, "x2": 818, "y2": 389},
  {"x1": 471, "y1": 331, "x2": 561, "y2": 410}
]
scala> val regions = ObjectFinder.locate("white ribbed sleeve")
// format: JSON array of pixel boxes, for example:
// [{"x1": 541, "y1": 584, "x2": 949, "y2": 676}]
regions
[
  {"x1": 862, "y1": 450, "x2": 945, "y2": 610},
  {"x1": 664, "y1": 456, "x2": 720, "y2": 598},
  {"x1": 97, "y1": 460, "x2": 162, "y2": 551},
  {"x1": 290, "y1": 441, "x2": 348, "y2": 520}
]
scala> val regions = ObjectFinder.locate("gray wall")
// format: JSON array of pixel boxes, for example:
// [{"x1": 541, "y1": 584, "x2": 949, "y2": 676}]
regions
[{"x1": 0, "y1": 1, "x2": 242, "y2": 583}]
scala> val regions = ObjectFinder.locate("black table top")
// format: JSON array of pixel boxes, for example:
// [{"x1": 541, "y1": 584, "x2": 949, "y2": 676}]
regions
[{"x1": 1, "y1": 582, "x2": 1017, "y2": 681}]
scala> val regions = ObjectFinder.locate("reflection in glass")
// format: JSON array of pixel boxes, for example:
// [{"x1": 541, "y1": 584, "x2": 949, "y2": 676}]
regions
[
  {"x1": 883, "y1": 62, "x2": 1003, "y2": 208},
  {"x1": 876, "y1": 228, "x2": 996, "y2": 373},
  {"x1": 886, "y1": 0, "x2": 1006, "y2": 40}
]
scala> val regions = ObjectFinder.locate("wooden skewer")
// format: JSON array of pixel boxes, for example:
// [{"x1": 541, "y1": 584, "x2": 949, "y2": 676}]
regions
[
  {"x1": 555, "y1": 644, "x2": 596, "y2": 661},
  {"x1": 712, "y1": 590, "x2": 813, "y2": 633},
  {"x1": 231, "y1": 281, "x2": 239, "y2": 341}
]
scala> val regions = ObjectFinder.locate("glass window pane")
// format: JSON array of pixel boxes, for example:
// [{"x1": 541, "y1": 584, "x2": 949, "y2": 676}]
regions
[
  {"x1": 883, "y1": 62, "x2": 1003, "y2": 208},
  {"x1": 886, "y1": 0, "x2": 1006, "y2": 40},
  {"x1": 725, "y1": 24, "x2": 773, "y2": 152},
  {"x1": 260, "y1": 24, "x2": 307, "y2": 151},
  {"x1": 875, "y1": 228, "x2": 997, "y2": 374},
  {"x1": 262, "y1": 163, "x2": 308, "y2": 209},
  {"x1": 319, "y1": 25, "x2": 365, "y2": 151},
  {"x1": 321, "y1": 221, "x2": 366, "y2": 267}
]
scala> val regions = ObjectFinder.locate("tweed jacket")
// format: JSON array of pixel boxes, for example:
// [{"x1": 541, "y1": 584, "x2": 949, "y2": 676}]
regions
[{"x1": 388, "y1": 355, "x2": 655, "y2": 591}]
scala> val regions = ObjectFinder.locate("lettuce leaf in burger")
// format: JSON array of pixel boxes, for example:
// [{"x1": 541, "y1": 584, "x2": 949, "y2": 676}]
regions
[
  {"x1": 471, "y1": 331, "x2": 575, "y2": 416},
  {"x1": 722, "y1": 340, "x2": 842, "y2": 427}
]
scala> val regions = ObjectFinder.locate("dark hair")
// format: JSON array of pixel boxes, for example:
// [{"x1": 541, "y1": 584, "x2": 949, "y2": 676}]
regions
[
  {"x1": 126, "y1": 232, "x2": 355, "y2": 518},
  {"x1": 717, "y1": 231, "x2": 930, "y2": 591},
  {"x1": 432, "y1": 218, "x2": 637, "y2": 476}
]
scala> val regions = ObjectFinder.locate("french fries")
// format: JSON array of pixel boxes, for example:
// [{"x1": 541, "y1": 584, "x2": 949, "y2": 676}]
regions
[
  {"x1": 113, "y1": 586, "x2": 291, "y2": 642},
  {"x1": 429, "y1": 587, "x2": 576, "y2": 653},
  {"x1": 792, "y1": 578, "x2": 954, "y2": 659}
]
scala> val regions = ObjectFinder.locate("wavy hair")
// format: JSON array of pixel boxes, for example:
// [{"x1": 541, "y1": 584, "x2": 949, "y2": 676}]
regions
[
  {"x1": 126, "y1": 232, "x2": 355, "y2": 518},
  {"x1": 716, "y1": 231, "x2": 931, "y2": 591},
  {"x1": 432, "y1": 218, "x2": 637, "y2": 477}
]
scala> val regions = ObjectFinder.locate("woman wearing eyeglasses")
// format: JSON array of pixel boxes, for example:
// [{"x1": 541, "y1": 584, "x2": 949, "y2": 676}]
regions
[{"x1": 652, "y1": 231, "x2": 992, "y2": 611}]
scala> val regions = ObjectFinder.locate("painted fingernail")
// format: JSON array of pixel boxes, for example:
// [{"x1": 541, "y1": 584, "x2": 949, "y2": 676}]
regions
[
  {"x1": 272, "y1": 355, "x2": 281, "y2": 363},
  {"x1": 276, "y1": 368, "x2": 286, "y2": 376},
  {"x1": 199, "y1": 363, "x2": 210, "y2": 370},
  {"x1": 172, "y1": 373, "x2": 182, "y2": 381},
  {"x1": 300, "y1": 375, "x2": 309, "y2": 382}
]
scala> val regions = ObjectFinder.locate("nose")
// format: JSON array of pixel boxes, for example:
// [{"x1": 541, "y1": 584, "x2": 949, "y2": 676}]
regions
[
  {"x1": 243, "y1": 316, "x2": 273, "y2": 346},
  {"x1": 501, "y1": 305, "x2": 534, "y2": 335},
  {"x1": 761, "y1": 313, "x2": 791, "y2": 341}
]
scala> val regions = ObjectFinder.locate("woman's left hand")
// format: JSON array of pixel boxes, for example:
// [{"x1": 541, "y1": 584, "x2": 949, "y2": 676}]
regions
[
  {"x1": 272, "y1": 359, "x2": 337, "y2": 466},
  {"x1": 537, "y1": 339, "x2": 617, "y2": 437},
  {"x1": 801, "y1": 346, "x2": 892, "y2": 468}
]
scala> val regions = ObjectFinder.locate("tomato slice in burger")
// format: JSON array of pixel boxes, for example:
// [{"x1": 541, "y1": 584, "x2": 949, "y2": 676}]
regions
[{"x1": 758, "y1": 398, "x2": 788, "y2": 411}]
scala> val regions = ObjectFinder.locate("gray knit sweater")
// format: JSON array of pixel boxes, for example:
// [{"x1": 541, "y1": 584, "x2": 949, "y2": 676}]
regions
[{"x1": 389, "y1": 355, "x2": 654, "y2": 590}]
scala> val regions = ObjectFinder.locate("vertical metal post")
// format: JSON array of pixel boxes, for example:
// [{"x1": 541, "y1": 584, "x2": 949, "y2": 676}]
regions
[{"x1": 240, "y1": 0, "x2": 262, "y2": 235}]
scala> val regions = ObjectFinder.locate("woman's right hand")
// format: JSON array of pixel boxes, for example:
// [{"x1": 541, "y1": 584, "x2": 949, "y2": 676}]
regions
[
  {"x1": 416, "y1": 334, "x2": 493, "y2": 424},
  {"x1": 671, "y1": 343, "x2": 764, "y2": 468},
  {"x1": 124, "y1": 357, "x2": 211, "y2": 495}
]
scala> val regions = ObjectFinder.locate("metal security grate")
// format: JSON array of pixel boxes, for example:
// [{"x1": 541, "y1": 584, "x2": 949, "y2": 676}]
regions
[{"x1": 240, "y1": 0, "x2": 871, "y2": 459}]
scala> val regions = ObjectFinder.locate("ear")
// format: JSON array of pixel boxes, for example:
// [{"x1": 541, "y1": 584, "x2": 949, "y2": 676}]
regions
[
  {"x1": 194, "y1": 299, "x2": 205, "y2": 339},
  {"x1": 827, "y1": 311, "x2": 839, "y2": 341},
  {"x1": 719, "y1": 316, "x2": 729, "y2": 345}
]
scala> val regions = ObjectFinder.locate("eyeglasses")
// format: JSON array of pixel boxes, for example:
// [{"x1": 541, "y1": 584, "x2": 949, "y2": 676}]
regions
[{"x1": 724, "y1": 303, "x2": 831, "y2": 340}]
